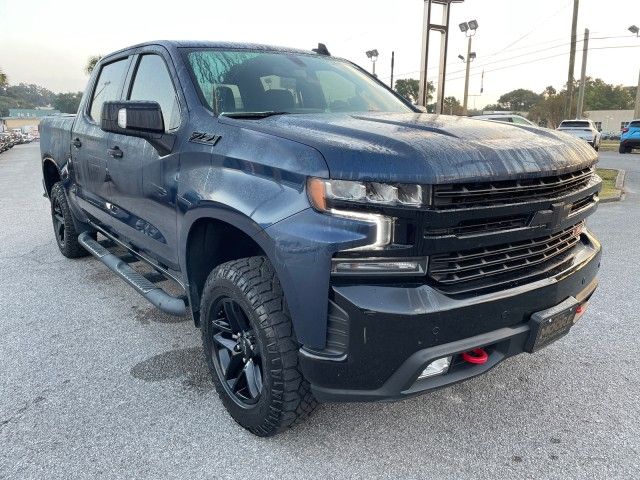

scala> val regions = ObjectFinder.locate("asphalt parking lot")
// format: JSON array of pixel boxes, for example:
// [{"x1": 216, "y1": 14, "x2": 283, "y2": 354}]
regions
[{"x1": 1, "y1": 143, "x2": 639, "y2": 479}]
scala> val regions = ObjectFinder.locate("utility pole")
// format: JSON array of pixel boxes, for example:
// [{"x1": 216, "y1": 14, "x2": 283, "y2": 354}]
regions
[
  {"x1": 564, "y1": 0, "x2": 579, "y2": 118},
  {"x1": 626, "y1": 25, "x2": 639, "y2": 118},
  {"x1": 576, "y1": 28, "x2": 589, "y2": 119},
  {"x1": 390, "y1": 51, "x2": 395, "y2": 89},
  {"x1": 635, "y1": 69, "x2": 640, "y2": 119}
]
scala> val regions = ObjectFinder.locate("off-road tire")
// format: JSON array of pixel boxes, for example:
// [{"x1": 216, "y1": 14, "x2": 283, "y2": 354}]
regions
[
  {"x1": 201, "y1": 256, "x2": 317, "y2": 436},
  {"x1": 50, "y1": 182, "x2": 91, "y2": 258}
]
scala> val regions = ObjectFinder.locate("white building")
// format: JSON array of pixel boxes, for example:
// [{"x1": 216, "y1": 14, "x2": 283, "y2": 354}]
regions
[{"x1": 584, "y1": 109, "x2": 636, "y2": 134}]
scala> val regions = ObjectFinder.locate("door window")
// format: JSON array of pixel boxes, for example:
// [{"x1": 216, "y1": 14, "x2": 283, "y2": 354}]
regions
[
  {"x1": 128, "y1": 55, "x2": 180, "y2": 132},
  {"x1": 88, "y1": 58, "x2": 129, "y2": 122}
]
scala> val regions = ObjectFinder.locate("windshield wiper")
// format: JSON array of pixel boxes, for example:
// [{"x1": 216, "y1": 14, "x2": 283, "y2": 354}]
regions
[{"x1": 220, "y1": 111, "x2": 291, "y2": 119}]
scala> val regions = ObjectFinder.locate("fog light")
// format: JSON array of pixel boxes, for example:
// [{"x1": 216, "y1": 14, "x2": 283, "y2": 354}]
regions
[
  {"x1": 331, "y1": 258, "x2": 428, "y2": 276},
  {"x1": 418, "y1": 356, "x2": 452, "y2": 380}
]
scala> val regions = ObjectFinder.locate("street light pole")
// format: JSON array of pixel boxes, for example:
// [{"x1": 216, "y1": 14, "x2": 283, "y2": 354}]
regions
[
  {"x1": 459, "y1": 20, "x2": 478, "y2": 116},
  {"x1": 365, "y1": 49, "x2": 379, "y2": 77},
  {"x1": 462, "y1": 35, "x2": 473, "y2": 115}
]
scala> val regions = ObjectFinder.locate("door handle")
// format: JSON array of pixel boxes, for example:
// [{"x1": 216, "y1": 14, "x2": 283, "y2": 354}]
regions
[
  {"x1": 72, "y1": 138, "x2": 82, "y2": 148},
  {"x1": 107, "y1": 146, "x2": 123, "y2": 158}
]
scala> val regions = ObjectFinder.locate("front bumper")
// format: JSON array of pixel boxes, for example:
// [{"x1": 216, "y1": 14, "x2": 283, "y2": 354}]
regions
[{"x1": 300, "y1": 231, "x2": 601, "y2": 402}]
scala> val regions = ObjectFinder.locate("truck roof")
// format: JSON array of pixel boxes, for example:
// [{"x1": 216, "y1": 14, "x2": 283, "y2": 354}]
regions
[{"x1": 103, "y1": 40, "x2": 317, "y2": 61}]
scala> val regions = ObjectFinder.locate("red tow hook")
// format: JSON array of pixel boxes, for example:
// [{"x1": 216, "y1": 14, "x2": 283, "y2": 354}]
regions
[{"x1": 461, "y1": 348, "x2": 489, "y2": 365}]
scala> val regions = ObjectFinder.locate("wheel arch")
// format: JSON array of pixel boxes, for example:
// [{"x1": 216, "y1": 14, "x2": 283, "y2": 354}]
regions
[
  {"x1": 181, "y1": 208, "x2": 297, "y2": 333},
  {"x1": 42, "y1": 157, "x2": 61, "y2": 197}
]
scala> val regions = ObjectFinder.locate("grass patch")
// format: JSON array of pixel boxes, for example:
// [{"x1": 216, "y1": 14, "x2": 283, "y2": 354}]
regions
[
  {"x1": 596, "y1": 168, "x2": 622, "y2": 200},
  {"x1": 599, "y1": 140, "x2": 620, "y2": 152}
]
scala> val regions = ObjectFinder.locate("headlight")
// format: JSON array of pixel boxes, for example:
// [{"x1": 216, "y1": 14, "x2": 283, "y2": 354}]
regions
[
  {"x1": 307, "y1": 178, "x2": 426, "y2": 251},
  {"x1": 307, "y1": 178, "x2": 427, "y2": 210},
  {"x1": 308, "y1": 178, "x2": 429, "y2": 272}
]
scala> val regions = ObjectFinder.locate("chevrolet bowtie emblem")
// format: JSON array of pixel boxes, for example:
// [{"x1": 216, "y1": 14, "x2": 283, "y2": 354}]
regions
[{"x1": 530, "y1": 201, "x2": 572, "y2": 229}]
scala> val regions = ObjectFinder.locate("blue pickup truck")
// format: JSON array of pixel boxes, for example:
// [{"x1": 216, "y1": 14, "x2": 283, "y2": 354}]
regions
[{"x1": 40, "y1": 41, "x2": 602, "y2": 436}]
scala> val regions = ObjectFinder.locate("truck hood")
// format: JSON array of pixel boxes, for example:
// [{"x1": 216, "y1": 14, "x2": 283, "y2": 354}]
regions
[{"x1": 220, "y1": 112, "x2": 598, "y2": 184}]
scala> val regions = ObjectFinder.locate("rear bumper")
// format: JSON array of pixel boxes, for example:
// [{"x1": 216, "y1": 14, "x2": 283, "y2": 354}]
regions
[
  {"x1": 621, "y1": 139, "x2": 640, "y2": 148},
  {"x1": 300, "y1": 231, "x2": 601, "y2": 402}
]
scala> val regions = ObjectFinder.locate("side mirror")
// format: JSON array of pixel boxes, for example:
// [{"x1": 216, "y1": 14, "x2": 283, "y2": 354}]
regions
[{"x1": 101, "y1": 101, "x2": 175, "y2": 155}]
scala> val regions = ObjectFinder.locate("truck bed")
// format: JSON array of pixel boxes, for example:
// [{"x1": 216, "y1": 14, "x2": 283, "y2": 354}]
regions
[{"x1": 39, "y1": 114, "x2": 76, "y2": 163}]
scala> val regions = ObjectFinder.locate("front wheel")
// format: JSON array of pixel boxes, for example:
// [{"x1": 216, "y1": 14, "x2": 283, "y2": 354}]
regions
[{"x1": 201, "y1": 256, "x2": 317, "y2": 436}]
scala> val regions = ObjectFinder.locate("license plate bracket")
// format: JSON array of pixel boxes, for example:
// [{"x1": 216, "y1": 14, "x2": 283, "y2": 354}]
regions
[{"x1": 525, "y1": 297, "x2": 579, "y2": 353}]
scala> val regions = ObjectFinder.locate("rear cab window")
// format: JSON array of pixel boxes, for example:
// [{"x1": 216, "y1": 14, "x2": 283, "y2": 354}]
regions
[
  {"x1": 559, "y1": 121, "x2": 590, "y2": 128},
  {"x1": 628, "y1": 121, "x2": 640, "y2": 128},
  {"x1": 88, "y1": 58, "x2": 130, "y2": 122}
]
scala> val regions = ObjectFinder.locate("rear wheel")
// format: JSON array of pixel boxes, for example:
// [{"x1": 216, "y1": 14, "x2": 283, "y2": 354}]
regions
[
  {"x1": 201, "y1": 256, "x2": 317, "y2": 436},
  {"x1": 50, "y1": 182, "x2": 92, "y2": 258}
]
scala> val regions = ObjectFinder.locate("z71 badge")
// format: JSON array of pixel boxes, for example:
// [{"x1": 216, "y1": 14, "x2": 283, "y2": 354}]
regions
[{"x1": 189, "y1": 132, "x2": 221, "y2": 146}]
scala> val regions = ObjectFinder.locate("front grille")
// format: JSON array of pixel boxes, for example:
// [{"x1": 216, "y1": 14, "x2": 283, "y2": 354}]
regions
[
  {"x1": 428, "y1": 223, "x2": 583, "y2": 294},
  {"x1": 424, "y1": 214, "x2": 530, "y2": 237},
  {"x1": 433, "y1": 166, "x2": 594, "y2": 209}
]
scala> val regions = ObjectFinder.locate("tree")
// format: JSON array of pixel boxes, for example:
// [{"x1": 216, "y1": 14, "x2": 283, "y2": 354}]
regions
[
  {"x1": 0, "y1": 68, "x2": 7, "y2": 89},
  {"x1": 443, "y1": 96, "x2": 463, "y2": 115},
  {"x1": 583, "y1": 77, "x2": 634, "y2": 111},
  {"x1": 85, "y1": 55, "x2": 102, "y2": 75},
  {"x1": 54, "y1": 92, "x2": 83, "y2": 114},
  {"x1": 5, "y1": 83, "x2": 55, "y2": 107},
  {"x1": 497, "y1": 89, "x2": 542, "y2": 111},
  {"x1": 394, "y1": 78, "x2": 432, "y2": 104},
  {"x1": 528, "y1": 91, "x2": 566, "y2": 128}
]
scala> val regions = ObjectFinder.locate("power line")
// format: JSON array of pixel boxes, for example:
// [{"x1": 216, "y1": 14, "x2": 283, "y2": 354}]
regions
[
  {"x1": 445, "y1": 44, "x2": 640, "y2": 83},
  {"x1": 380, "y1": 34, "x2": 633, "y2": 81},
  {"x1": 488, "y1": 0, "x2": 574, "y2": 57}
]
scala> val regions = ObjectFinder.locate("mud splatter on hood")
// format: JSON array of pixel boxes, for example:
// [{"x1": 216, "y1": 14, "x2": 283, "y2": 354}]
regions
[{"x1": 220, "y1": 112, "x2": 598, "y2": 184}]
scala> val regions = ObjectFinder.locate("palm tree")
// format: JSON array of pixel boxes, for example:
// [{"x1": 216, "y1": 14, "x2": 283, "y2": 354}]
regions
[
  {"x1": 85, "y1": 55, "x2": 102, "y2": 75},
  {"x1": 0, "y1": 68, "x2": 8, "y2": 89}
]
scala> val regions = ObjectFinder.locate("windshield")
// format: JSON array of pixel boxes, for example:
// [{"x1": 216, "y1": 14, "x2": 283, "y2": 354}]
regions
[
  {"x1": 184, "y1": 49, "x2": 412, "y2": 115},
  {"x1": 559, "y1": 121, "x2": 590, "y2": 128}
]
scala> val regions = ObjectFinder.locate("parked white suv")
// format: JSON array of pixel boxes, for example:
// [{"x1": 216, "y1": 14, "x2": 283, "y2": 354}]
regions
[
  {"x1": 557, "y1": 119, "x2": 601, "y2": 151},
  {"x1": 474, "y1": 113, "x2": 537, "y2": 126}
]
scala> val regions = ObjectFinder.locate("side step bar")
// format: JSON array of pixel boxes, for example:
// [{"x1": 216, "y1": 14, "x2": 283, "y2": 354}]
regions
[{"x1": 78, "y1": 232, "x2": 187, "y2": 316}]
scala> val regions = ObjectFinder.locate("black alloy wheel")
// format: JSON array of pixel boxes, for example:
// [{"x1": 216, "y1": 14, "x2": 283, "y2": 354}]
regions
[
  {"x1": 208, "y1": 297, "x2": 264, "y2": 406},
  {"x1": 51, "y1": 194, "x2": 66, "y2": 248}
]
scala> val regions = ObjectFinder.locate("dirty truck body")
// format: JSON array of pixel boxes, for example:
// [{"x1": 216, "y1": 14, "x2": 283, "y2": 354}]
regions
[{"x1": 39, "y1": 41, "x2": 602, "y2": 436}]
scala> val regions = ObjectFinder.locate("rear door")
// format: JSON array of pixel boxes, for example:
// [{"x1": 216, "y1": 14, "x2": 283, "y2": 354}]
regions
[
  {"x1": 106, "y1": 48, "x2": 184, "y2": 272},
  {"x1": 71, "y1": 55, "x2": 132, "y2": 229}
]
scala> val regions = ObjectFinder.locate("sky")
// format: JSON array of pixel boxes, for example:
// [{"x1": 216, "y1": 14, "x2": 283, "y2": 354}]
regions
[{"x1": 1, "y1": 0, "x2": 639, "y2": 108}]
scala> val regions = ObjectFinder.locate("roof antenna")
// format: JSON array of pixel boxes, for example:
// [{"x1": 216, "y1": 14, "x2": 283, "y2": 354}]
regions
[{"x1": 312, "y1": 43, "x2": 331, "y2": 56}]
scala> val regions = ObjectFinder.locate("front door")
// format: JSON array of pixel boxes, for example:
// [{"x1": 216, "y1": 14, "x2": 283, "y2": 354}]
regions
[{"x1": 106, "y1": 51, "x2": 183, "y2": 272}]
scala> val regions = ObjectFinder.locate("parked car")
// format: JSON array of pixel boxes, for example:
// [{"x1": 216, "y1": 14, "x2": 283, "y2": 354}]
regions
[
  {"x1": 474, "y1": 113, "x2": 537, "y2": 126},
  {"x1": 39, "y1": 40, "x2": 602, "y2": 436},
  {"x1": 0, "y1": 132, "x2": 16, "y2": 151},
  {"x1": 619, "y1": 120, "x2": 640, "y2": 153},
  {"x1": 557, "y1": 119, "x2": 601, "y2": 151},
  {"x1": 0, "y1": 133, "x2": 10, "y2": 152}
]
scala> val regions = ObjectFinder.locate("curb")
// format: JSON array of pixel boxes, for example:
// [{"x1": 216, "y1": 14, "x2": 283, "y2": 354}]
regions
[{"x1": 600, "y1": 169, "x2": 625, "y2": 203}]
